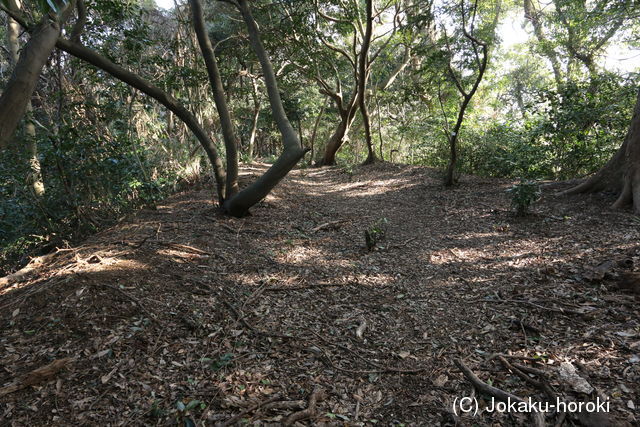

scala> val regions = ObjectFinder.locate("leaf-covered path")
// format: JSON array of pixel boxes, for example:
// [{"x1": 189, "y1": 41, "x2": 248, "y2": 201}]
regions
[{"x1": 1, "y1": 163, "x2": 639, "y2": 425}]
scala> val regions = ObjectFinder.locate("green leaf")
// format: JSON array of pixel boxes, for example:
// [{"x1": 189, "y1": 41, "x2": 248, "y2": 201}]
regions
[
  {"x1": 185, "y1": 400, "x2": 201, "y2": 411},
  {"x1": 176, "y1": 401, "x2": 185, "y2": 411}
]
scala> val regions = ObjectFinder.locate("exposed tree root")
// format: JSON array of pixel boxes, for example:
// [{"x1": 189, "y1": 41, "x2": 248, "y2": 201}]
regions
[
  {"x1": 284, "y1": 387, "x2": 326, "y2": 426},
  {"x1": 562, "y1": 89, "x2": 640, "y2": 214},
  {"x1": 454, "y1": 358, "x2": 545, "y2": 427}
]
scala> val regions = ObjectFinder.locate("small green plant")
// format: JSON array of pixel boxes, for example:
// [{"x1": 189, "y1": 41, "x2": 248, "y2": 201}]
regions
[
  {"x1": 175, "y1": 399, "x2": 206, "y2": 426},
  {"x1": 364, "y1": 218, "x2": 388, "y2": 251},
  {"x1": 507, "y1": 180, "x2": 541, "y2": 216}
]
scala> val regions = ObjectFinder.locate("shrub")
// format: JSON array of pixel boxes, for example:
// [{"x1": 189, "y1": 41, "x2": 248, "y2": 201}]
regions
[{"x1": 507, "y1": 180, "x2": 541, "y2": 216}]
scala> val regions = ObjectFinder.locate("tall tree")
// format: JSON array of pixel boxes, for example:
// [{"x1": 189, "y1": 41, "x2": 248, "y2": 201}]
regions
[
  {"x1": 222, "y1": 0, "x2": 307, "y2": 217},
  {"x1": 5, "y1": 0, "x2": 44, "y2": 196},
  {"x1": 440, "y1": 0, "x2": 499, "y2": 186},
  {"x1": 563, "y1": 88, "x2": 640, "y2": 213}
]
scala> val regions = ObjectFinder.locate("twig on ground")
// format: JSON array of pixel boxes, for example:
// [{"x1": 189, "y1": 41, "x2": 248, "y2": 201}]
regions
[
  {"x1": 498, "y1": 356, "x2": 557, "y2": 401},
  {"x1": 265, "y1": 283, "x2": 344, "y2": 292},
  {"x1": 311, "y1": 220, "x2": 343, "y2": 232},
  {"x1": 308, "y1": 328, "x2": 430, "y2": 374},
  {"x1": 97, "y1": 284, "x2": 158, "y2": 323},
  {"x1": 470, "y1": 297, "x2": 585, "y2": 317},
  {"x1": 221, "y1": 394, "x2": 282, "y2": 426},
  {"x1": 454, "y1": 358, "x2": 545, "y2": 427}
]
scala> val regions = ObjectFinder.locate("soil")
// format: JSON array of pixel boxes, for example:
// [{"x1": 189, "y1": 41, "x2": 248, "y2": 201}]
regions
[{"x1": 1, "y1": 163, "x2": 639, "y2": 426}]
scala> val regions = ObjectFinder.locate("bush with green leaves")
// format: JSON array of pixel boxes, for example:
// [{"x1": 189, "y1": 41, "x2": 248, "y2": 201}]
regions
[{"x1": 507, "y1": 180, "x2": 541, "y2": 216}]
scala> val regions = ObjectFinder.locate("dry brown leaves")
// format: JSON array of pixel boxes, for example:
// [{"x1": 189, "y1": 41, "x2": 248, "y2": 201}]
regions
[{"x1": 0, "y1": 162, "x2": 639, "y2": 425}]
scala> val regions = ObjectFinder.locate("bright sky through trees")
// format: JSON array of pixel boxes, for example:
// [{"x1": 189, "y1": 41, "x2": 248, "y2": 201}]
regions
[{"x1": 155, "y1": 0, "x2": 173, "y2": 9}]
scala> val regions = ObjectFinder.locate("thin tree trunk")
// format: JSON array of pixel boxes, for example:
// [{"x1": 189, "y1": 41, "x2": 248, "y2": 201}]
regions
[
  {"x1": 54, "y1": 37, "x2": 227, "y2": 201},
  {"x1": 309, "y1": 96, "x2": 328, "y2": 164},
  {"x1": 190, "y1": 0, "x2": 239, "y2": 198},
  {"x1": 524, "y1": 0, "x2": 563, "y2": 88},
  {"x1": 248, "y1": 77, "x2": 261, "y2": 161},
  {"x1": 376, "y1": 94, "x2": 384, "y2": 161},
  {"x1": 222, "y1": 0, "x2": 307, "y2": 217},
  {"x1": 359, "y1": 0, "x2": 376, "y2": 165}
]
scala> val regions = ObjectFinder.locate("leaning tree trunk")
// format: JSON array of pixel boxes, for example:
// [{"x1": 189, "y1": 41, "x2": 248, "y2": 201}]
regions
[
  {"x1": 0, "y1": 4, "x2": 72, "y2": 149},
  {"x1": 54, "y1": 38, "x2": 227, "y2": 201},
  {"x1": 190, "y1": 0, "x2": 239, "y2": 199},
  {"x1": 222, "y1": 0, "x2": 307, "y2": 217},
  {"x1": 317, "y1": 103, "x2": 358, "y2": 166},
  {"x1": 318, "y1": 115, "x2": 349, "y2": 166},
  {"x1": 6, "y1": 0, "x2": 44, "y2": 196},
  {"x1": 563, "y1": 88, "x2": 640, "y2": 213}
]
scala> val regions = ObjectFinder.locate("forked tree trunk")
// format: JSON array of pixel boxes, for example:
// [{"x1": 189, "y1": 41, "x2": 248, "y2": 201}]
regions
[
  {"x1": 317, "y1": 104, "x2": 358, "y2": 166},
  {"x1": 563, "y1": 88, "x2": 640, "y2": 213},
  {"x1": 222, "y1": 0, "x2": 307, "y2": 217},
  {"x1": 319, "y1": 116, "x2": 348, "y2": 166}
]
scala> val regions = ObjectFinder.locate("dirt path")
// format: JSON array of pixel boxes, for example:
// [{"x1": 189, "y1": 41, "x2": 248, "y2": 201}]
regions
[{"x1": 1, "y1": 163, "x2": 639, "y2": 425}]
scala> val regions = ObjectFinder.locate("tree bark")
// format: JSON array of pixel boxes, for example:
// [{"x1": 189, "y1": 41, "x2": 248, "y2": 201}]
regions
[
  {"x1": 524, "y1": 0, "x2": 563, "y2": 88},
  {"x1": 443, "y1": 2, "x2": 491, "y2": 187},
  {"x1": 359, "y1": 0, "x2": 376, "y2": 165},
  {"x1": 190, "y1": 0, "x2": 239, "y2": 199},
  {"x1": 247, "y1": 77, "x2": 261, "y2": 161},
  {"x1": 563, "y1": 89, "x2": 640, "y2": 213},
  {"x1": 0, "y1": 3, "x2": 72, "y2": 149},
  {"x1": 6, "y1": 0, "x2": 45, "y2": 196},
  {"x1": 317, "y1": 108, "x2": 357, "y2": 166},
  {"x1": 222, "y1": 0, "x2": 307, "y2": 217}
]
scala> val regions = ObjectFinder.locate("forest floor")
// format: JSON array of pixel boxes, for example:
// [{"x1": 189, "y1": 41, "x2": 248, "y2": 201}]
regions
[{"x1": 1, "y1": 162, "x2": 639, "y2": 426}]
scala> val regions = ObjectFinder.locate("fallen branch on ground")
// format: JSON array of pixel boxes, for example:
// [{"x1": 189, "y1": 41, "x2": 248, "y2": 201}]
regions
[
  {"x1": 0, "y1": 358, "x2": 74, "y2": 397},
  {"x1": 284, "y1": 387, "x2": 326, "y2": 426},
  {"x1": 454, "y1": 358, "x2": 545, "y2": 427},
  {"x1": 221, "y1": 395, "x2": 282, "y2": 426},
  {"x1": 311, "y1": 220, "x2": 343, "y2": 233}
]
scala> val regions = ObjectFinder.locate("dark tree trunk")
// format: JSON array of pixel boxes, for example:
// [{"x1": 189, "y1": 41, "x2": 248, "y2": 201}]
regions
[
  {"x1": 563, "y1": 89, "x2": 640, "y2": 213},
  {"x1": 222, "y1": 0, "x2": 307, "y2": 217},
  {"x1": 317, "y1": 113, "x2": 351, "y2": 166},
  {"x1": 190, "y1": 0, "x2": 239, "y2": 199},
  {"x1": 359, "y1": 0, "x2": 376, "y2": 165}
]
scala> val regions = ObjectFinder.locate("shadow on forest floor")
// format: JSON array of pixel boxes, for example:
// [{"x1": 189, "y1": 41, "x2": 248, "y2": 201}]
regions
[{"x1": 1, "y1": 162, "x2": 639, "y2": 426}]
